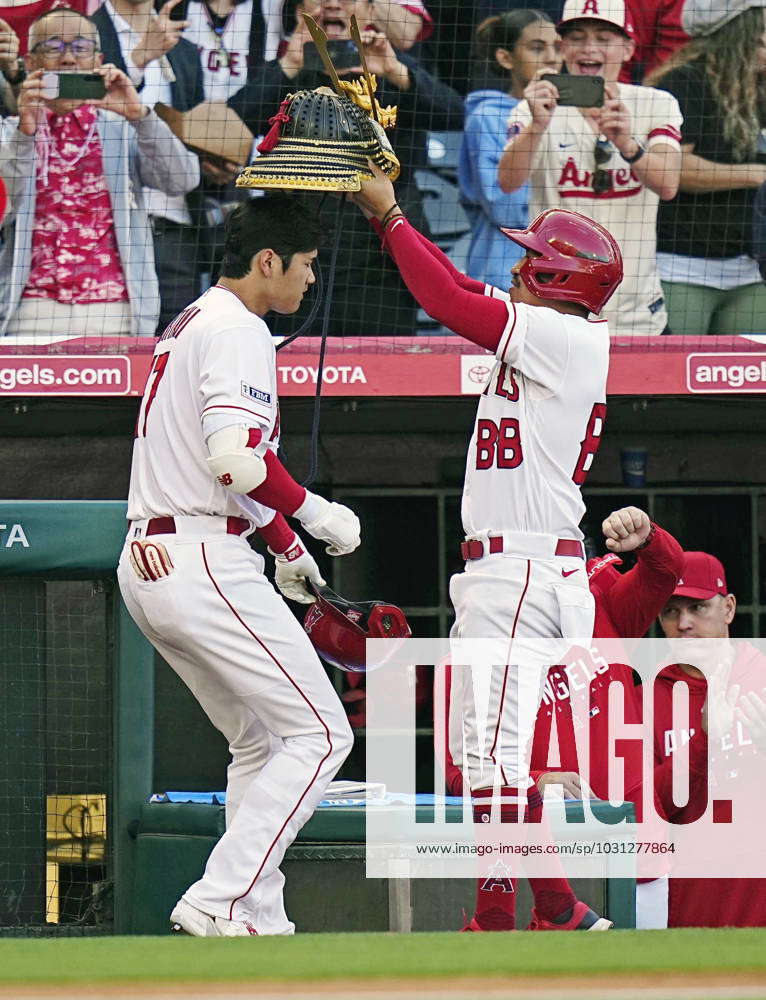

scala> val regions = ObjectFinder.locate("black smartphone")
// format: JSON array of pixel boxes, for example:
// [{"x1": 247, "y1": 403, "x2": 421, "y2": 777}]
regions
[
  {"x1": 542, "y1": 73, "x2": 604, "y2": 108},
  {"x1": 42, "y1": 72, "x2": 106, "y2": 101},
  {"x1": 303, "y1": 40, "x2": 360, "y2": 74}
]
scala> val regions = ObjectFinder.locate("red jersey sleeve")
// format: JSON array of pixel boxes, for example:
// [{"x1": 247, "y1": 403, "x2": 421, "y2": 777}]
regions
[
  {"x1": 601, "y1": 525, "x2": 684, "y2": 638},
  {"x1": 256, "y1": 512, "x2": 296, "y2": 553}
]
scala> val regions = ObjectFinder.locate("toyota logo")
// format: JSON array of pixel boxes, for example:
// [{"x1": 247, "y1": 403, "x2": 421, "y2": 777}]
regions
[{"x1": 468, "y1": 365, "x2": 491, "y2": 384}]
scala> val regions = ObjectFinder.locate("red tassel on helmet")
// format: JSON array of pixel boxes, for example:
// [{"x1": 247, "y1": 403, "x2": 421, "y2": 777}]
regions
[{"x1": 258, "y1": 98, "x2": 292, "y2": 153}]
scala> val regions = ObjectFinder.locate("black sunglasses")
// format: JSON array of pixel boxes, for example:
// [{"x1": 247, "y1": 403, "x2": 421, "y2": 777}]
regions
[{"x1": 592, "y1": 136, "x2": 613, "y2": 195}]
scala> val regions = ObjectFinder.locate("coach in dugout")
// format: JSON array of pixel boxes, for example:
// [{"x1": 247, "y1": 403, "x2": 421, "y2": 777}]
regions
[
  {"x1": 0, "y1": 7, "x2": 199, "y2": 338},
  {"x1": 497, "y1": 0, "x2": 682, "y2": 336},
  {"x1": 638, "y1": 551, "x2": 766, "y2": 929}
]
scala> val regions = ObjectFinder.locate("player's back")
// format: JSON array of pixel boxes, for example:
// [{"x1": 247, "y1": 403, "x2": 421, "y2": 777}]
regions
[
  {"x1": 462, "y1": 300, "x2": 609, "y2": 541},
  {"x1": 127, "y1": 286, "x2": 277, "y2": 522}
]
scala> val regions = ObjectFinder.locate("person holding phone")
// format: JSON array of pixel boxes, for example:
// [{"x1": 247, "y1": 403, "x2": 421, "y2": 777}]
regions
[
  {"x1": 0, "y1": 6, "x2": 199, "y2": 338},
  {"x1": 647, "y1": 0, "x2": 766, "y2": 336},
  {"x1": 93, "y1": 0, "x2": 208, "y2": 333},
  {"x1": 498, "y1": 0, "x2": 683, "y2": 336},
  {"x1": 458, "y1": 10, "x2": 561, "y2": 289},
  {"x1": 230, "y1": 0, "x2": 464, "y2": 337}
]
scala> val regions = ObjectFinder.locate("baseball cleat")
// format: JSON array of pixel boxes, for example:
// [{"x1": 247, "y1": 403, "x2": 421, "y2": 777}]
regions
[
  {"x1": 459, "y1": 908, "x2": 515, "y2": 932},
  {"x1": 460, "y1": 916, "x2": 484, "y2": 932},
  {"x1": 170, "y1": 899, "x2": 217, "y2": 936},
  {"x1": 526, "y1": 900, "x2": 613, "y2": 931},
  {"x1": 170, "y1": 898, "x2": 258, "y2": 937}
]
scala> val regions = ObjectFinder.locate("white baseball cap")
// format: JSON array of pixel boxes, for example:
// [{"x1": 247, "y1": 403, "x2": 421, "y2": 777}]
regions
[{"x1": 558, "y1": 0, "x2": 636, "y2": 38}]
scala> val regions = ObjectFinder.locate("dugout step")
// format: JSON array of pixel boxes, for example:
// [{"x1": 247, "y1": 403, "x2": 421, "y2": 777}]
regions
[{"x1": 128, "y1": 801, "x2": 635, "y2": 935}]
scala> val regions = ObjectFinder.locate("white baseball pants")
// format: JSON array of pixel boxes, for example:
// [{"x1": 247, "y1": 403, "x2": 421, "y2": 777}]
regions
[
  {"x1": 118, "y1": 515, "x2": 353, "y2": 933},
  {"x1": 448, "y1": 541, "x2": 595, "y2": 793}
]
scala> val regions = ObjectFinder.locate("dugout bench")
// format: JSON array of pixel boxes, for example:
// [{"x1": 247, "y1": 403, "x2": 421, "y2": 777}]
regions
[{"x1": 128, "y1": 798, "x2": 636, "y2": 934}]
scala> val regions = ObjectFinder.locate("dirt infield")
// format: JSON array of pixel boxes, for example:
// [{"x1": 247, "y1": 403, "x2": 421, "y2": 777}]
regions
[{"x1": 5, "y1": 972, "x2": 766, "y2": 1000}]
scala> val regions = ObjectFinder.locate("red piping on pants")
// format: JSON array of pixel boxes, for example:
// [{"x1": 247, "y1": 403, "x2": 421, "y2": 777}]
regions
[
  {"x1": 488, "y1": 559, "x2": 532, "y2": 787},
  {"x1": 200, "y1": 543, "x2": 334, "y2": 921}
]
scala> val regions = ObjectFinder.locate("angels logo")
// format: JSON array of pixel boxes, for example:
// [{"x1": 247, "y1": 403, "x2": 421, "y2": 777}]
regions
[
  {"x1": 479, "y1": 877, "x2": 514, "y2": 893},
  {"x1": 346, "y1": 609, "x2": 363, "y2": 624},
  {"x1": 304, "y1": 604, "x2": 324, "y2": 634}
]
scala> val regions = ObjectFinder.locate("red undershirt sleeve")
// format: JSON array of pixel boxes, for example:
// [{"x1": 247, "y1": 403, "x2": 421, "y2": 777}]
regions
[
  {"x1": 372, "y1": 216, "x2": 508, "y2": 350},
  {"x1": 371, "y1": 217, "x2": 487, "y2": 293},
  {"x1": 247, "y1": 450, "x2": 306, "y2": 516},
  {"x1": 256, "y1": 512, "x2": 296, "y2": 553}
]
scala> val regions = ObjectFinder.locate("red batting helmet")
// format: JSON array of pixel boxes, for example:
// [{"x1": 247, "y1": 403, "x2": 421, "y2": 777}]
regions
[
  {"x1": 303, "y1": 585, "x2": 411, "y2": 673},
  {"x1": 501, "y1": 209, "x2": 623, "y2": 314}
]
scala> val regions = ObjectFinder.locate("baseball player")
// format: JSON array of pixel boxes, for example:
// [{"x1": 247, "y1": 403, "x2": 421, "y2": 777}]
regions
[
  {"x1": 352, "y1": 162, "x2": 622, "y2": 929},
  {"x1": 118, "y1": 194, "x2": 361, "y2": 936},
  {"x1": 440, "y1": 507, "x2": 683, "y2": 930},
  {"x1": 498, "y1": 0, "x2": 683, "y2": 335}
]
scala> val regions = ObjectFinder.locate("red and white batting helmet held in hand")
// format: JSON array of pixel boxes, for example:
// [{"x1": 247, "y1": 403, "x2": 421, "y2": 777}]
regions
[
  {"x1": 501, "y1": 209, "x2": 624, "y2": 314},
  {"x1": 303, "y1": 584, "x2": 411, "y2": 673}
]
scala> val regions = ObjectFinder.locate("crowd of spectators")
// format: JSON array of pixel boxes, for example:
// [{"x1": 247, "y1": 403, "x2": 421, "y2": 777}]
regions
[{"x1": 0, "y1": 0, "x2": 763, "y2": 338}]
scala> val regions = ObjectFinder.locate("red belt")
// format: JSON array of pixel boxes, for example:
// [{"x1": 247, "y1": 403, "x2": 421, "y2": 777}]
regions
[
  {"x1": 460, "y1": 536, "x2": 584, "y2": 561},
  {"x1": 146, "y1": 516, "x2": 251, "y2": 537}
]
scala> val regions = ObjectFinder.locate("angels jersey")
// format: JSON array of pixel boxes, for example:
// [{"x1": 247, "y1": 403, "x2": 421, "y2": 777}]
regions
[
  {"x1": 183, "y1": 0, "x2": 254, "y2": 100},
  {"x1": 507, "y1": 84, "x2": 682, "y2": 336},
  {"x1": 127, "y1": 285, "x2": 279, "y2": 528},
  {"x1": 462, "y1": 291, "x2": 609, "y2": 542}
]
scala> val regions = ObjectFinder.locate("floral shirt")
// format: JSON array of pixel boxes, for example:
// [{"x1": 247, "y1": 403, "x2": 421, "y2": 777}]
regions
[{"x1": 24, "y1": 106, "x2": 129, "y2": 305}]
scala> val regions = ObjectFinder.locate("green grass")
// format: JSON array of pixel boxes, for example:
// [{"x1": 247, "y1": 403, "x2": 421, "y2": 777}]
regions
[{"x1": 1, "y1": 929, "x2": 766, "y2": 985}]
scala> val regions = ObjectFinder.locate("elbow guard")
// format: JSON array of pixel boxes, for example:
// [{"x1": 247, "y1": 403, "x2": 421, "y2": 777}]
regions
[{"x1": 206, "y1": 425, "x2": 267, "y2": 494}]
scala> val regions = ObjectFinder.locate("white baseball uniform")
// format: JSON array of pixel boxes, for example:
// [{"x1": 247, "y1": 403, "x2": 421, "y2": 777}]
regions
[
  {"x1": 507, "y1": 85, "x2": 682, "y2": 336},
  {"x1": 449, "y1": 290, "x2": 609, "y2": 792},
  {"x1": 118, "y1": 285, "x2": 353, "y2": 933}
]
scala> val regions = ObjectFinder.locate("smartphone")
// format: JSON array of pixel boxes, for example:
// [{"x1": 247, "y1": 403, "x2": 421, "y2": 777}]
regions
[
  {"x1": 303, "y1": 40, "x2": 360, "y2": 74},
  {"x1": 41, "y1": 72, "x2": 106, "y2": 101},
  {"x1": 542, "y1": 73, "x2": 604, "y2": 108}
]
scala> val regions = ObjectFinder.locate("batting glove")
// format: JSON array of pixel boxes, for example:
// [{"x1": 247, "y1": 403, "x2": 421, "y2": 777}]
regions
[
  {"x1": 294, "y1": 492, "x2": 361, "y2": 556},
  {"x1": 270, "y1": 537, "x2": 326, "y2": 604}
]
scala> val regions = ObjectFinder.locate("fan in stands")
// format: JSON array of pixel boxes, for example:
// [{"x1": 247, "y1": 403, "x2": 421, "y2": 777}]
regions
[{"x1": 304, "y1": 583, "x2": 411, "y2": 673}]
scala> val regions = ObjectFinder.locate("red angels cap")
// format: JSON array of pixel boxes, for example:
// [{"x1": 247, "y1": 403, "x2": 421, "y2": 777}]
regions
[
  {"x1": 673, "y1": 551, "x2": 728, "y2": 600},
  {"x1": 558, "y1": 0, "x2": 636, "y2": 38}
]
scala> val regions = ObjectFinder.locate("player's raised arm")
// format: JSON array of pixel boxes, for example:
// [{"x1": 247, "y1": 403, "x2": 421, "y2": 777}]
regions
[
  {"x1": 599, "y1": 509, "x2": 684, "y2": 638},
  {"x1": 351, "y1": 163, "x2": 509, "y2": 351}
]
